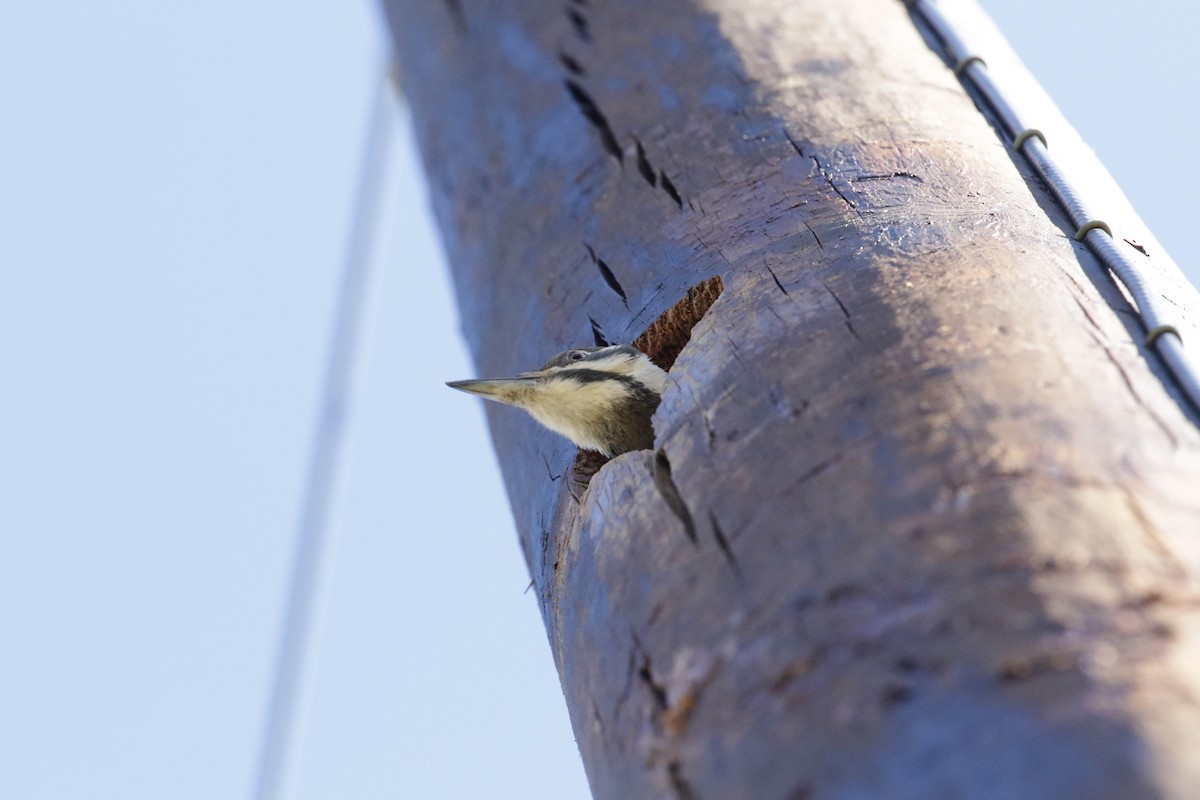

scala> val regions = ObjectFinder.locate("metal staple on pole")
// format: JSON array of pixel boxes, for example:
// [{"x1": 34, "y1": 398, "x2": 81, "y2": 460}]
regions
[{"x1": 906, "y1": 0, "x2": 1200, "y2": 417}]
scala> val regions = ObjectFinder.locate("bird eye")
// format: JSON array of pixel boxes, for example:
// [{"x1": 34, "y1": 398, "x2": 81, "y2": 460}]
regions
[{"x1": 569, "y1": 350, "x2": 586, "y2": 361}]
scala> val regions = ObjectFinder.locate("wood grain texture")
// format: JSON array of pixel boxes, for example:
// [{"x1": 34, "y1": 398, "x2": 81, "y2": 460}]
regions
[{"x1": 381, "y1": 0, "x2": 1200, "y2": 797}]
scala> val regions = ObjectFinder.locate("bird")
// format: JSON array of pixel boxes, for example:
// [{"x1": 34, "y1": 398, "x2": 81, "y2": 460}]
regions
[{"x1": 446, "y1": 344, "x2": 667, "y2": 457}]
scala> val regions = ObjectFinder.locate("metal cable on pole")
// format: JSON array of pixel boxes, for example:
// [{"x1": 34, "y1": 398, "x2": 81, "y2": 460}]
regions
[
  {"x1": 907, "y1": 0, "x2": 1200, "y2": 417},
  {"x1": 251, "y1": 60, "x2": 395, "y2": 800}
]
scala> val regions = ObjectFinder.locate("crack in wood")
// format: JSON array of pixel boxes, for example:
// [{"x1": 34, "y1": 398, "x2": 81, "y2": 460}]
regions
[
  {"x1": 566, "y1": 6, "x2": 590, "y2": 41},
  {"x1": 765, "y1": 262, "x2": 789, "y2": 296},
  {"x1": 634, "y1": 138, "x2": 658, "y2": 187},
  {"x1": 817, "y1": 161, "x2": 858, "y2": 210},
  {"x1": 639, "y1": 658, "x2": 669, "y2": 710},
  {"x1": 708, "y1": 510, "x2": 741, "y2": 576},
  {"x1": 803, "y1": 219, "x2": 824, "y2": 249},
  {"x1": 823, "y1": 282, "x2": 862, "y2": 341},
  {"x1": 653, "y1": 450, "x2": 698, "y2": 545},
  {"x1": 631, "y1": 632, "x2": 669, "y2": 711},
  {"x1": 783, "y1": 127, "x2": 807, "y2": 158},
  {"x1": 558, "y1": 51, "x2": 584, "y2": 75},
  {"x1": 660, "y1": 170, "x2": 683, "y2": 208},
  {"x1": 565, "y1": 80, "x2": 622, "y2": 162},
  {"x1": 780, "y1": 134, "x2": 828, "y2": 247},
  {"x1": 589, "y1": 316, "x2": 611, "y2": 346},
  {"x1": 596, "y1": 259, "x2": 628, "y2": 305},
  {"x1": 585, "y1": 243, "x2": 629, "y2": 305},
  {"x1": 784, "y1": 128, "x2": 860, "y2": 214}
]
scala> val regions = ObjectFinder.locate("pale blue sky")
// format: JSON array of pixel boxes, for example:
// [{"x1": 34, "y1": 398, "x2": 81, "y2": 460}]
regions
[{"x1": 0, "y1": 2, "x2": 1194, "y2": 799}]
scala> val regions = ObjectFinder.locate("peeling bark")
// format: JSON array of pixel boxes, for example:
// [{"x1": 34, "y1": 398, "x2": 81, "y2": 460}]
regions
[{"x1": 381, "y1": 0, "x2": 1200, "y2": 797}]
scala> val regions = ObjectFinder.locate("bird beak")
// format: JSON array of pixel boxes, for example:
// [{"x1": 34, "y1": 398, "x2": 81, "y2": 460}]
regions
[{"x1": 445, "y1": 377, "x2": 538, "y2": 406}]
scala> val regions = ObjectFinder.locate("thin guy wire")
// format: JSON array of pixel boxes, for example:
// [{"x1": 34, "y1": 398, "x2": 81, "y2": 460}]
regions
[
  {"x1": 907, "y1": 0, "x2": 1200, "y2": 417},
  {"x1": 252, "y1": 62, "x2": 395, "y2": 800}
]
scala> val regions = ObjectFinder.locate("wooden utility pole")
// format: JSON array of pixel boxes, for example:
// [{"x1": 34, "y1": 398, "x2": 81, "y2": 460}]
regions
[{"x1": 381, "y1": 0, "x2": 1200, "y2": 796}]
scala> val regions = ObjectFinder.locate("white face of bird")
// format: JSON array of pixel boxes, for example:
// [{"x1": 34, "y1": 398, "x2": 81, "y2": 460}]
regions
[{"x1": 534, "y1": 345, "x2": 667, "y2": 396}]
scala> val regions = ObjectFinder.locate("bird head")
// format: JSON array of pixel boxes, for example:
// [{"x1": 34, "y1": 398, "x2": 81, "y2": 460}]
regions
[{"x1": 447, "y1": 344, "x2": 667, "y2": 457}]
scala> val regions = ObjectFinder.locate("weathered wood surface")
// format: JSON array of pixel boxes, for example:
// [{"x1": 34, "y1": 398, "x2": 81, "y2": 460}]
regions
[{"x1": 381, "y1": 0, "x2": 1200, "y2": 797}]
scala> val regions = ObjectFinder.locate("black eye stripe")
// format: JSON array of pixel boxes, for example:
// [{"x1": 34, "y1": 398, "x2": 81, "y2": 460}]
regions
[{"x1": 554, "y1": 369, "x2": 650, "y2": 392}]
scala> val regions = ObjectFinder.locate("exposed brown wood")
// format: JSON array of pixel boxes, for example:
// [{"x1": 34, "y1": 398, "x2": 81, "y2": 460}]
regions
[{"x1": 381, "y1": 0, "x2": 1200, "y2": 797}]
